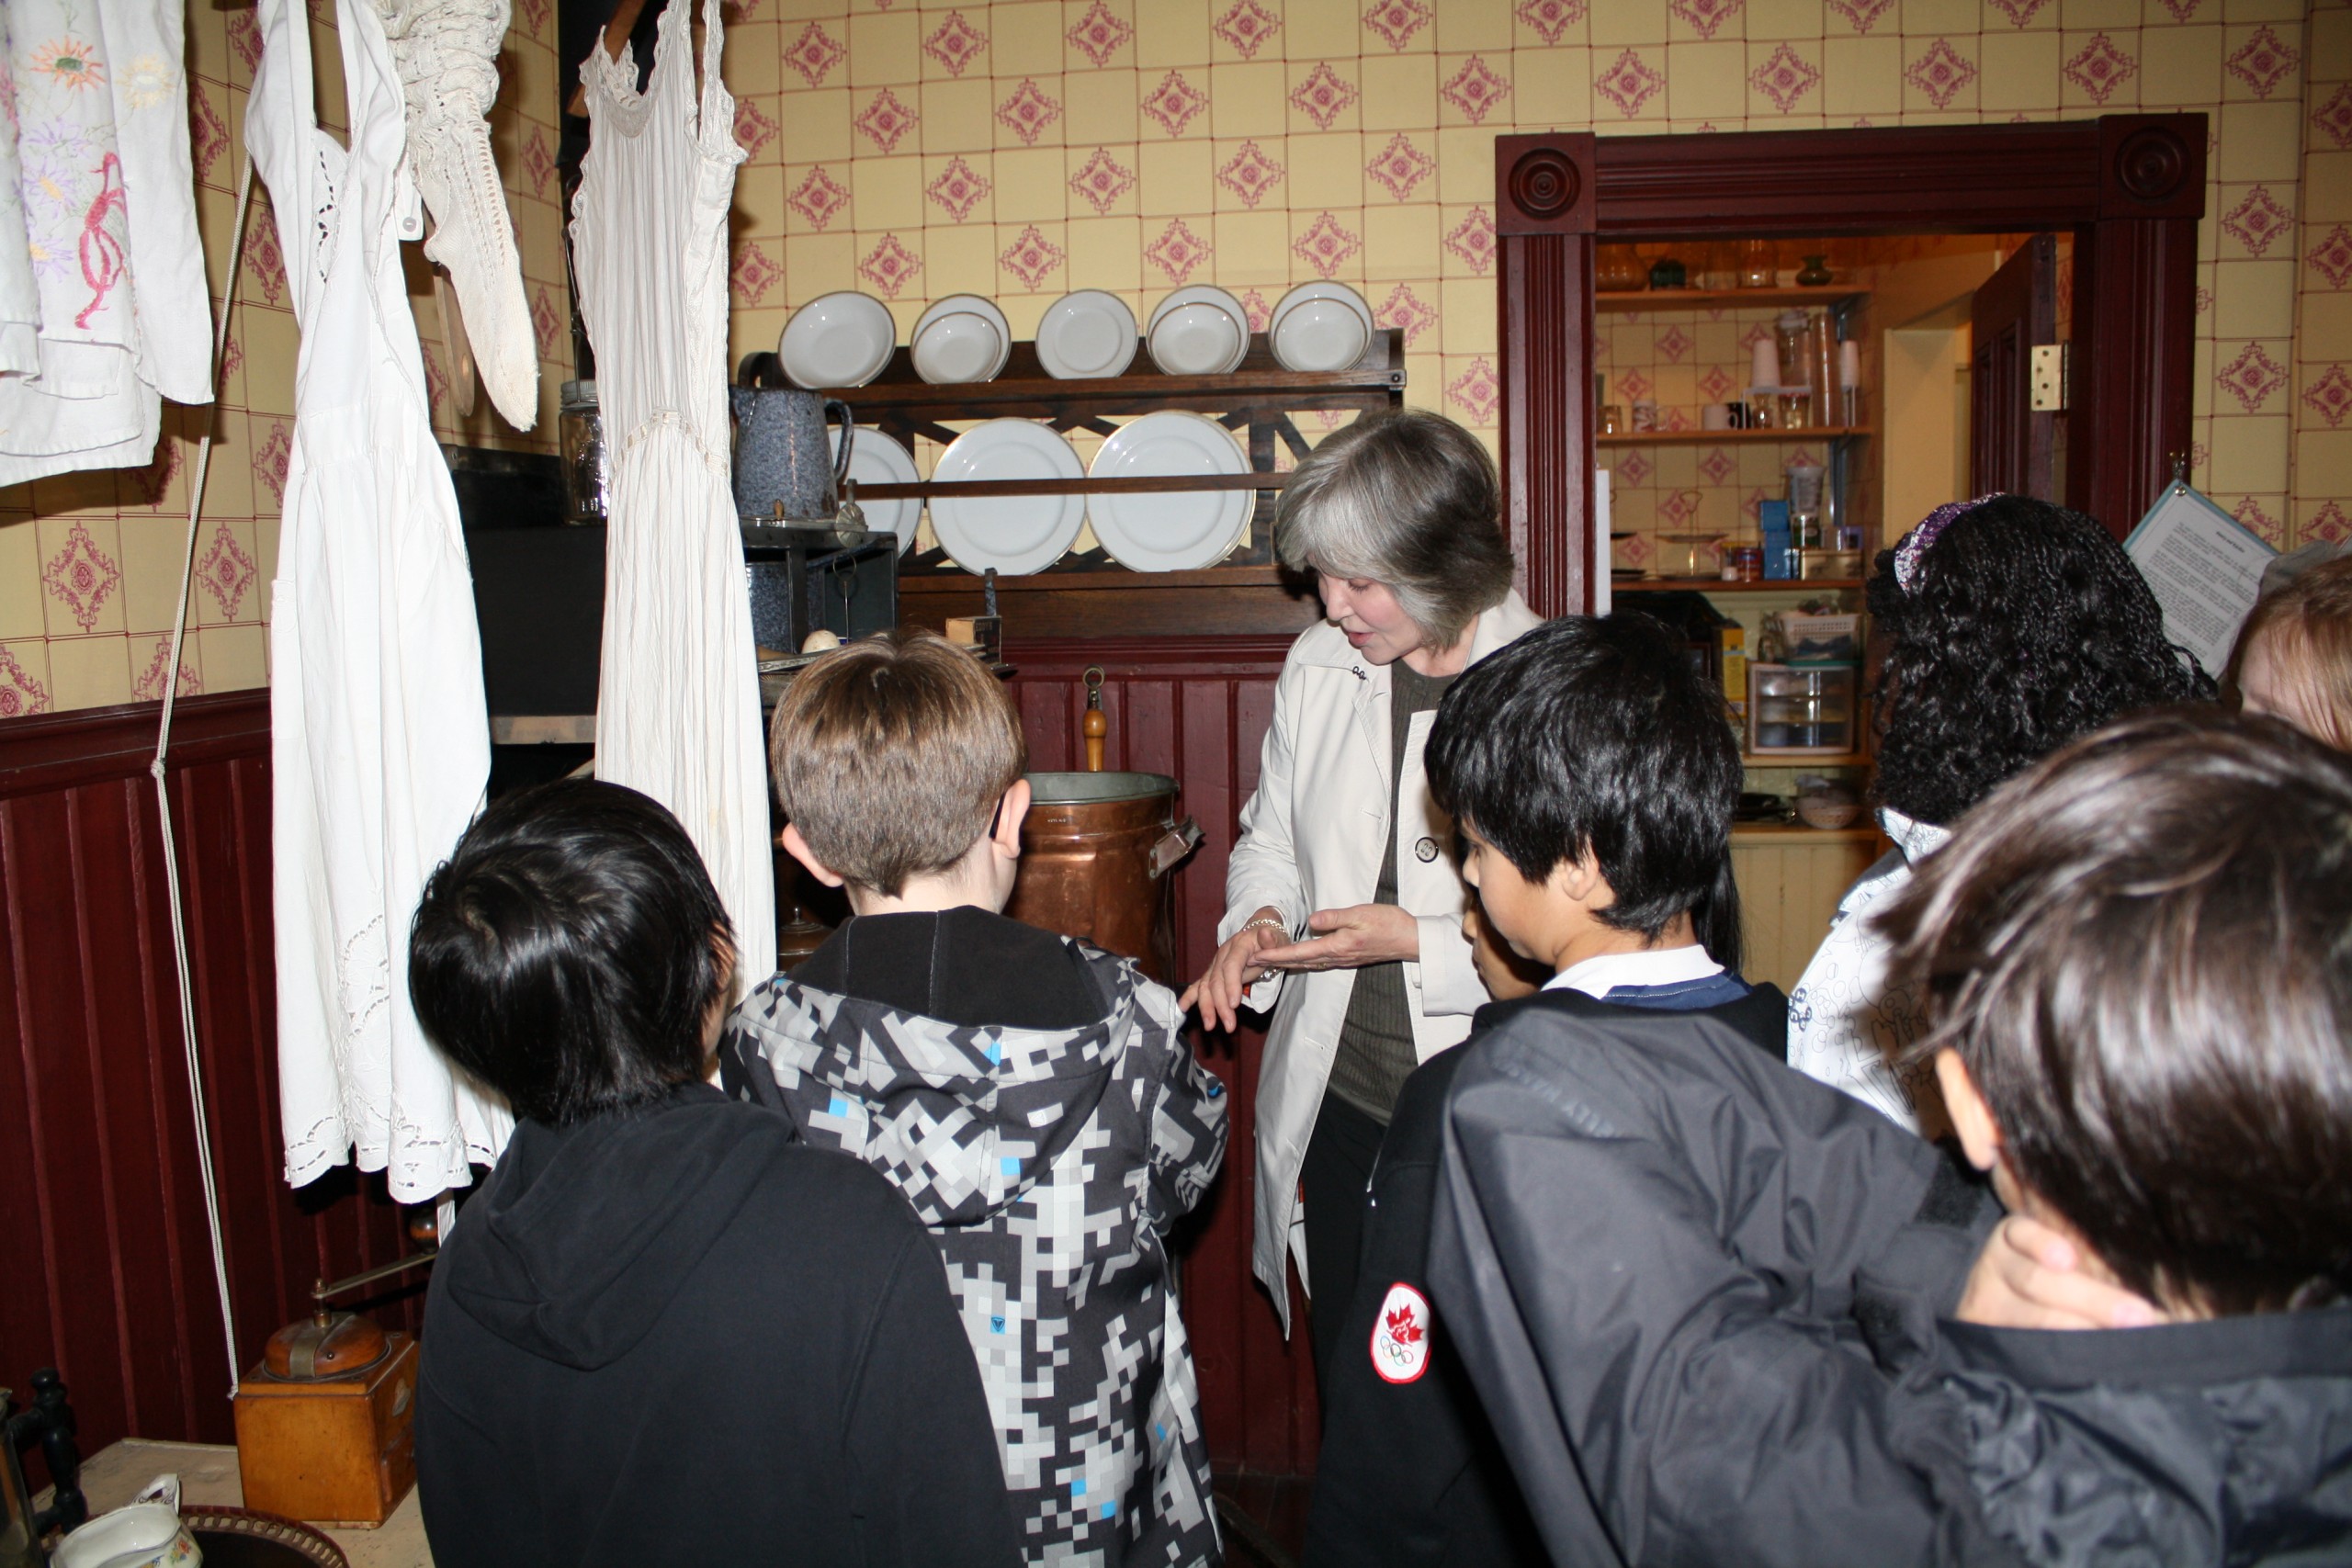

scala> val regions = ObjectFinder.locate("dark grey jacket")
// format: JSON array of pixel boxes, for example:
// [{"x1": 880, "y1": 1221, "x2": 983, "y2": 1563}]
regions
[{"x1": 1427, "y1": 993, "x2": 2352, "y2": 1566}]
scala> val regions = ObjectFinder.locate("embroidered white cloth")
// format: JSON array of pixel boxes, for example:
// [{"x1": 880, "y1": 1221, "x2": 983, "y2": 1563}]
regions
[
  {"x1": 372, "y1": 0, "x2": 537, "y2": 429},
  {"x1": 571, "y1": 0, "x2": 774, "y2": 982},
  {"x1": 1, "y1": 0, "x2": 212, "y2": 481},
  {"x1": 250, "y1": 0, "x2": 508, "y2": 1199},
  {"x1": 1785, "y1": 807, "x2": 1951, "y2": 1135}
]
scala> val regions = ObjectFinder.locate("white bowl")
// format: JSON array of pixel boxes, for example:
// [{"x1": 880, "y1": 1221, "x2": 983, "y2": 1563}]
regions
[
  {"x1": 1270, "y1": 281, "x2": 1373, "y2": 372},
  {"x1": 911, "y1": 294, "x2": 1011, "y2": 385},
  {"x1": 1036, "y1": 289, "x2": 1139, "y2": 380},
  {"x1": 1147, "y1": 286, "x2": 1250, "y2": 376},
  {"x1": 778, "y1": 291, "x2": 896, "y2": 389}
]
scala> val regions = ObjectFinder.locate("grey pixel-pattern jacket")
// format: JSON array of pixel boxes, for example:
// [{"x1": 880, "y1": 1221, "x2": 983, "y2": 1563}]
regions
[{"x1": 725, "y1": 939, "x2": 1228, "y2": 1568}]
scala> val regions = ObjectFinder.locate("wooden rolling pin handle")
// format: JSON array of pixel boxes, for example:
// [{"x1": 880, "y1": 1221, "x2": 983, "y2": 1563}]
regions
[{"x1": 1083, "y1": 665, "x2": 1107, "y2": 773}]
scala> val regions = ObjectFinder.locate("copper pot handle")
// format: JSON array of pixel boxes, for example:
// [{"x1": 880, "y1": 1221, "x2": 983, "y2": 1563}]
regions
[{"x1": 1150, "y1": 818, "x2": 1202, "y2": 876}]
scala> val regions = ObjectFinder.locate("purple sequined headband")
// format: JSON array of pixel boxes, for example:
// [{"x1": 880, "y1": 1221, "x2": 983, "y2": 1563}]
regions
[{"x1": 1893, "y1": 495, "x2": 2000, "y2": 592}]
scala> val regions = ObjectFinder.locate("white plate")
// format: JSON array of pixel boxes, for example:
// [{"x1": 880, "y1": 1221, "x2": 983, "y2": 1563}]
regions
[
  {"x1": 911, "y1": 294, "x2": 1011, "y2": 385},
  {"x1": 929, "y1": 419, "x2": 1086, "y2": 576},
  {"x1": 1147, "y1": 286, "x2": 1250, "y2": 376},
  {"x1": 830, "y1": 425, "x2": 922, "y2": 556},
  {"x1": 1270, "y1": 281, "x2": 1373, "y2": 371},
  {"x1": 779, "y1": 291, "x2": 896, "y2": 389},
  {"x1": 1036, "y1": 289, "x2": 1138, "y2": 380},
  {"x1": 1087, "y1": 412, "x2": 1251, "y2": 573}
]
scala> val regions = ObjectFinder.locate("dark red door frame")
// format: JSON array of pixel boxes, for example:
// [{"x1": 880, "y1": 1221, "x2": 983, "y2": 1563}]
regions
[{"x1": 1495, "y1": 115, "x2": 2207, "y2": 617}]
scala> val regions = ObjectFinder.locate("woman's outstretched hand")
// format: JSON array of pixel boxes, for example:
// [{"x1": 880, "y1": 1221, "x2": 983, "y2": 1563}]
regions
[
  {"x1": 1179, "y1": 906, "x2": 1288, "y2": 1034},
  {"x1": 1254, "y1": 904, "x2": 1420, "y2": 975}
]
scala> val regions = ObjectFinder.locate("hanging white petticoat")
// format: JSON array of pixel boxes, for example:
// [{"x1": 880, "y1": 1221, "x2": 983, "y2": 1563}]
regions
[
  {"x1": 571, "y1": 0, "x2": 775, "y2": 982},
  {"x1": 249, "y1": 0, "x2": 509, "y2": 1199}
]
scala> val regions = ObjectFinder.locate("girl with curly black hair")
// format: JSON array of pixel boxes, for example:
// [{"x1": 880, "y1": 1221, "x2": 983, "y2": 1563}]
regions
[{"x1": 1787, "y1": 493, "x2": 2211, "y2": 1135}]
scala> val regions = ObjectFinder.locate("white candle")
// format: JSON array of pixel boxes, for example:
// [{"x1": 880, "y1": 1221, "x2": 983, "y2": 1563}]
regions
[
  {"x1": 1750, "y1": 338, "x2": 1780, "y2": 391},
  {"x1": 1839, "y1": 339, "x2": 1861, "y2": 389}
]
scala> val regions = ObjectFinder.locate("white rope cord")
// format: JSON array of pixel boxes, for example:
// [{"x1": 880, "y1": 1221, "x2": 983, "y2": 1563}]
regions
[{"x1": 151, "y1": 153, "x2": 258, "y2": 1398}]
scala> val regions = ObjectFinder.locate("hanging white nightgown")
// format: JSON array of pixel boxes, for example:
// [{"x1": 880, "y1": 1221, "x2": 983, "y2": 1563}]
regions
[
  {"x1": 572, "y1": 0, "x2": 774, "y2": 983},
  {"x1": 2, "y1": 0, "x2": 214, "y2": 481},
  {"x1": 249, "y1": 0, "x2": 509, "y2": 1198}
]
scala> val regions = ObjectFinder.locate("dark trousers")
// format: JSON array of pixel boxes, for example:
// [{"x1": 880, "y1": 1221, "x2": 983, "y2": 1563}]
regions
[{"x1": 1302, "y1": 1088, "x2": 1388, "y2": 1387}]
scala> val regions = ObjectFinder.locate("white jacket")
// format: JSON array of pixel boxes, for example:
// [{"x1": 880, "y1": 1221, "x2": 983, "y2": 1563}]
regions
[{"x1": 1222, "y1": 590, "x2": 1544, "y2": 1332}]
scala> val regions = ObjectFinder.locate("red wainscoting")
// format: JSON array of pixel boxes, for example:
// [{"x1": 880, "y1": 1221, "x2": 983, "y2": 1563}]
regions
[
  {"x1": 1003, "y1": 634, "x2": 1322, "y2": 1478},
  {"x1": 0, "y1": 692, "x2": 418, "y2": 1476}
]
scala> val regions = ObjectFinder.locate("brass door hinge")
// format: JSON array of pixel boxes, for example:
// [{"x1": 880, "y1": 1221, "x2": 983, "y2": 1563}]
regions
[{"x1": 2030, "y1": 344, "x2": 2068, "y2": 412}]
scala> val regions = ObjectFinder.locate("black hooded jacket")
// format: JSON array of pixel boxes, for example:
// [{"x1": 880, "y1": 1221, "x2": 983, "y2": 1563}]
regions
[
  {"x1": 1427, "y1": 993, "x2": 2352, "y2": 1566},
  {"x1": 415, "y1": 1080, "x2": 1022, "y2": 1568}
]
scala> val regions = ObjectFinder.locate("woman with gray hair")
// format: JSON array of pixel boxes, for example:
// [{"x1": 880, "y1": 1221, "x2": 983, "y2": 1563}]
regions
[{"x1": 1178, "y1": 406, "x2": 1540, "y2": 1377}]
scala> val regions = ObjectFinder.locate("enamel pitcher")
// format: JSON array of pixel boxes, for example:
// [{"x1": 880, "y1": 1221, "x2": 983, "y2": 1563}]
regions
[{"x1": 729, "y1": 380, "x2": 855, "y2": 523}]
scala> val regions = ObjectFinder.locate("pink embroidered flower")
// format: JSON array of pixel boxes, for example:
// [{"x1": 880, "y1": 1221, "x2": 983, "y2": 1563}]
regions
[
  {"x1": 227, "y1": 10, "x2": 263, "y2": 73},
  {"x1": 1985, "y1": 0, "x2": 2044, "y2": 26},
  {"x1": 2222, "y1": 186, "x2": 2291, "y2": 258},
  {"x1": 1617, "y1": 451, "x2": 1652, "y2": 485},
  {"x1": 999, "y1": 226, "x2": 1066, "y2": 290},
  {"x1": 1441, "y1": 56, "x2": 1510, "y2": 123},
  {"x1": 2303, "y1": 366, "x2": 2352, "y2": 429},
  {"x1": 2309, "y1": 224, "x2": 2352, "y2": 290},
  {"x1": 1517, "y1": 0, "x2": 1586, "y2": 43},
  {"x1": 856, "y1": 89, "x2": 919, "y2": 154},
  {"x1": 197, "y1": 522, "x2": 258, "y2": 618},
  {"x1": 2310, "y1": 84, "x2": 2352, "y2": 152},
  {"x1": 188, "y1": 80, "x2": 230, "y2": 183},
  {"x1": 2062, "y1": 33, "x2": 2135, "y2": 106},
  {"x1": 2233, "y1": 496, "x2": 2282, "y2": 543},
  {"x1": 1444, "y1": 206, "x2": 1498, "y2": 275},
  {"x1": 1656, "y1": 326, "x2": 1692, "y2": 364},
  {"x1": 923, "y1": 12, "x2": 987, "y2": 77},
  {"x1": 1749, "y1": 44, "x2": 1821, "y2": 113},
  {"x1": 1239, "y1": 289, "x2": 1273, "y2": 333},
  {"x1": 1069, "y1": 147, "x2": 1137, "y2": 215},
  {"x1": 2224, "y1": 26, "x2": 2299, "y2": 101},
  {"x1": 1293, "y1": 211, "x2": 1363, "y2": 279},
  {"x1": 42, "y1": 522, "x2": 121, "y2": 631},
  {"x1": 1698, "y1": 366, "x2": 1735, "y2": 401},
  {"x1": 1216, "y1": 1, "x2": 1282, "y2": 59},
  {"x1": 789, "y1": 167, "x2": 852, "y2": 230},
  {"x1": 530, "y1": 285, "x2": 561, "y2": 361},
  {"x1": 1905, "y1": 39, "x2": 1976, "y2": 109},
  {"x1": 134, "y1": 637, "x2": 202, "y2": 703},
  {"x1": 1376, "y1": 283, "x2": 1438, "y2": 344},
  {"x1": 997, "y1": 79, "x2": 1062, "y2": 145},
  {"x1": 1448, "y1": 357, "x2": 1501, "y2": 423},
  {"x1": 1290, "y1": 63, "x2": 1361, "y2": 130},
  {"x1": 1066, "y1": 2, "x2": 1134, "y2": 67},
  {"x1": 925, "y1": 157, "x2": 992, "y2": 221},
  {"x1": 2215, "y1": 344, "x2": 2287, "y2": 412},
  {"x1": 1217, "y1": 141, "x2": 1285, "y2": 208},
  {"x1": 2154, "y1": 0, "x2": 2199, "y2": 19},
  {"x1": 1828, "y1": 0, "x2": 1892, "y2": 29},
  {"x1": 784, "y1": 22, "x2": 847, "y2": 87},
  {"x1": 254, "y1": 420, "x2": 292, "y2": 506},
  {"x1": 0, "y1": 651, "x2": 51, "y2": 720},
  {"x1": 1364, "y1": 133, "x2": 1435, "y2": 200},
  {"x1": 243, "y1": 219, "x2": 286, "y2": 308},
  {"x1": 1699, "y1": 447, "x2": 1736, "y2": 486},
  {"x1": 30, "y1": 36, "x2": 106, "y2": 92},
  {"x1": 1595, "y1": 49, "x2": 1665, "y2": 118},
  {"x1": 1669, "y1": 0, "x2": 1740, "y2": 40},
  {"x1": 524, "y1": 126, "x2": 560, "y2": 194},
  {"x1": 730, "y1": 242, "x2": 780, "y2": 304},
  {"x1": 2308, "y1": 501, "x2": 2350, "y2": 544},
  {"x1": 857, "y1": 235, "x2": 922, "y2": 299},
  {"x1": 1363, "y1": 0, "x2": 1432, "y2": 51},
  {"x1": 1145, "y1": 220, "x2": 1212, "y2": 285},
  {"x1": 1143, "y1": 70, "x2": 1208, "y2": 136}
]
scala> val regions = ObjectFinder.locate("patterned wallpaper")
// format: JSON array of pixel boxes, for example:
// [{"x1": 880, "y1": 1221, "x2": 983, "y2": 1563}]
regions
[
  {"x1": 0, "y1": 0, "x2": 573, "y2": 717},
  {"x1": 4, "y1": 0, "x2": 2347, "y2": 715},
  {"x1": 718, "y1": 0, "x2": 2349, "y2": 561}
]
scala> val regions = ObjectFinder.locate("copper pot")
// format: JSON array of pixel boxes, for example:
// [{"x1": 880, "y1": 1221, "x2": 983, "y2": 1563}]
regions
[{"x1": 1007, "y1": 772, "x2": 1200, "y2": 984}]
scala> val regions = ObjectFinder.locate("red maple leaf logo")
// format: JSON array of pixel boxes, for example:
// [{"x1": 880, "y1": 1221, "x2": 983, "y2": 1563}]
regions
[{"x1": 1385, "y1": 1303, "x2": 1424, "y2": 1347}]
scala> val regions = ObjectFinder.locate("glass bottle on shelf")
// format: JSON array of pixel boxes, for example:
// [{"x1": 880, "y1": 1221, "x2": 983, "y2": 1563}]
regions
[{"x1": 1737, "y1": 238, "x2": 1777, "y2": 288}]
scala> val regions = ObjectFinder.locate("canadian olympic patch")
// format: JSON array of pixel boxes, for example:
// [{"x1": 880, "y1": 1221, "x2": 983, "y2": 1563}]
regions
[{"x1": 1371, "y1": 1281, "x2": 1431, "y2": 1383}]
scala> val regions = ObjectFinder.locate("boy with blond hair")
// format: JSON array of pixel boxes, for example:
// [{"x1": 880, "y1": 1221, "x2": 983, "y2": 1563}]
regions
[{"x1": 722, "y1": 630, "x2": 1228, "y2": 1568}]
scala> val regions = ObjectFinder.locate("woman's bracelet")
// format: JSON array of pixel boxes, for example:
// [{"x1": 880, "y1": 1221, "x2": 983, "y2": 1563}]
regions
[{"x1": 1240, "y1": 915, "x2": 1288, "y2": 941}]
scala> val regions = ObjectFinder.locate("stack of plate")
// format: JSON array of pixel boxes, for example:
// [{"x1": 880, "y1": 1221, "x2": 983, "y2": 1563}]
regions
[
  {"x1": 777, "y1": 291, "x2": 896, "y2": 389},
  {"x1": 928, "y1": 419, "x2": 1087, "y2": 576},
  {"x1": 1146, "y1": 287, "x2": 1250, "y2": 376},
  {"x1": 1270, "y1": 282, "x2": 1374, "y2": 372},
  {"x1": 912, "y1": 295, "x2": 1012, "y2": 385},
  {"x1": 1036, "y1": 289, "x2": 1139, "y2": 380},
  {"x1": 1087, "y1": 411, "x2": 1250, "y2": 572}
]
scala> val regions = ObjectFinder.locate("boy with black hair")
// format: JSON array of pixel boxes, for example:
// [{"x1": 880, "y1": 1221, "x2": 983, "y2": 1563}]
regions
[
  {"x1": 1430, "y1": 707, "x2": 2352, "y2": 1564},
  {"x1": 723, "y1": 629, "x2": 1228, "y2": 1568},
  {"x1": 1306, "y1": 613, "x2": 1785, "y2": 1567},
  {"x1": 409, "y1": 779, "x2": 1019, "y2": 1568}
]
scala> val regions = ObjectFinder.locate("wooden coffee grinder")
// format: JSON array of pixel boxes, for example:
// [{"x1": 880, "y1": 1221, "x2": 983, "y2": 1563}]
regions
[{"x1": 234, "y1": 1249, "x2": 435, "y2": 1527}]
